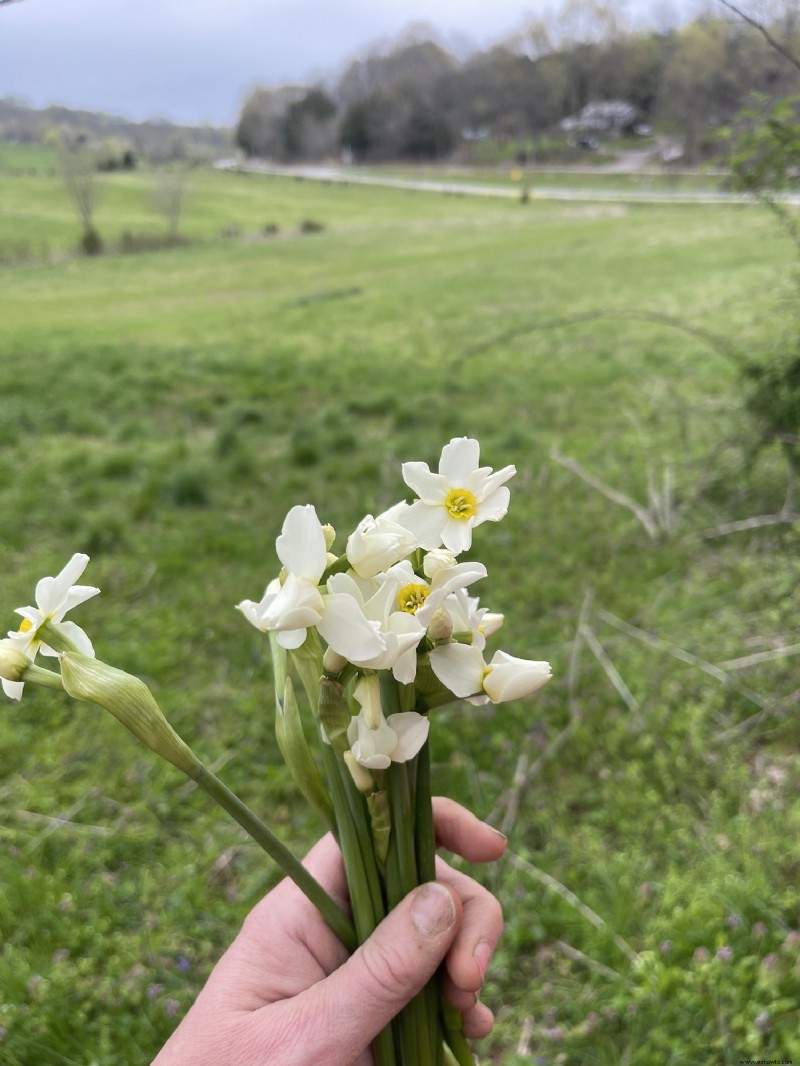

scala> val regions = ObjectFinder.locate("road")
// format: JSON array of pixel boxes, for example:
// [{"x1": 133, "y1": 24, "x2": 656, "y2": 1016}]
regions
[{"x1": 215, "y1": 159, "x2": 799, "y2": 207}]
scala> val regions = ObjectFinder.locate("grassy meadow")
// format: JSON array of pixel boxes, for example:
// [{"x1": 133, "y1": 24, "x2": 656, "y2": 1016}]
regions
[{"x1": 1, "y1": 152, "x2": 799, "y2": 1065}]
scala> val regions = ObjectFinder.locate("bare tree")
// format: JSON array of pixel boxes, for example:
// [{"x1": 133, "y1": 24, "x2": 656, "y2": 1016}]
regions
[
  {"x1": 151, "y1": 166, "x2": 190, "y2": 239},
  {"x1": 718, "y1": 0, "x2": 800, "y2": 71},
  {"x1": 58, "y1": 133, "x2": 104, "y2": 254}
]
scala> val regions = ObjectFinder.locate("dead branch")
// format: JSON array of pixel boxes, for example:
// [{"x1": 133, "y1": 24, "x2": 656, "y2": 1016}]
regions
[
  {"x1": 551, "y1": 447, "x2": 661, "y2": 538},
  {"x1": 508, "y1": 851, "x2": 639, "y2": 965},
  {"x1": 717, "y1": 642, "x2": 800, "y2": 670},
  {"x1": 718, "y1": 0, "x2": 800, "y2": 74},
  {"x1": 596, "y1": 609, "x2": 771, "y2": 710},
  {"x1": 702, "y1": 509, "x2": 798, "y2": 538},
  {"x1": 581, "y1": 622, "x2": 643, "y2": 726}
]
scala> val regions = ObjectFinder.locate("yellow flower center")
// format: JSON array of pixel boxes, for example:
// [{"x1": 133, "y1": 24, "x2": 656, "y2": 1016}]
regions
[
  {"x1": 397, "y1": 583, "x2": 430, "y2": 614},
  {"x1": 444, "y1": 487, "x2": 478, "y2": 521},
  {"x1": 18, "y1": 619, "x2": 34, "y2": 633}
]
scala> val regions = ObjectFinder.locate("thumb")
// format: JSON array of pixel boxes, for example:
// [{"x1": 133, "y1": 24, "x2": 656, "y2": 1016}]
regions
[{"x1": 302, "y1": 882, "x2": 460, "y2": 1062}]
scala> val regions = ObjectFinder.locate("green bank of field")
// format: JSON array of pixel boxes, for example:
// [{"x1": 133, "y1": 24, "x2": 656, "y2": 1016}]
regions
[{"x1": 1, "y1": 157, "x2": 799, "y2": 1065}]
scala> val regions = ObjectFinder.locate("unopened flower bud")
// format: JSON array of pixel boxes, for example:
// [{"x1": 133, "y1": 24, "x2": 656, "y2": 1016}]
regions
[
  {"x1": 322, "y1": 524, "x2": 336, "y2": 551},
  {"x1": 344, "y1": 750, "x2": 374, "y2": 794},
  {"x1": 60, "y1": 652, "x2": 199, "y2": 775},
  {"x1": 0, "y1": 640, "x2": 29, "y2": 683},
  {"x1": 323, "y1": 646, "x2": 348, "y2": 676},
  {"x1": 354, "y1": 673, "x2": 382, "y2": 730},
  {"x1": 1, "y1": 639, "x2": 64, "y2": 699},
  {"x1": 427, "y1": 607, "x2": 453, "y2": 642},
  {"x1": 423, "y1": 548, "x2": 458, "y2": 579}
]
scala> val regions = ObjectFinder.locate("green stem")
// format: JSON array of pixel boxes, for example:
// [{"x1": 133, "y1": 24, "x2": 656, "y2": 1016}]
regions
[
  {"x1": 415, "y1": 742, "x2": 436, "y2": 884},
  {"x1": 191, "y1": 763, "x2": 357, "y2": 952},
  {"x1": 321, "y1": 746, "x2": 396, "y2": 1066},
  {"x1": 416, "y1": 744, "x2": 474, "y2": 1066},
  {"x1": 441, "y1": 1005, "x2": 476, "y2": 1066},
  {"x1": 333, "y1": 750, "x2": 386, "y2": 929},
  {"x1": 39, "y1": 621, "x2": 81, "y2": 654},
  {"x1": 389, "y1": 756, "x2": 442, "y2": 1066}
]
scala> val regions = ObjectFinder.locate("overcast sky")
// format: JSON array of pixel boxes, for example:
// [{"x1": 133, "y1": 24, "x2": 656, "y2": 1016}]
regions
[{"x1": 0, "y1": 0, "x2": 706, "y2": 126}]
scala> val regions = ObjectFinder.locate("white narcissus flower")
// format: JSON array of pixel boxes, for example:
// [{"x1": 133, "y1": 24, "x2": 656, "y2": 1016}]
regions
[
  {"x1": 347, "y1": 706, "x2": 430, "y2": 770},
  {"x1": 443, "y1": 588, "x2": 504, "y2": 651},
  {"x1": 2, "y1": 553, "x2": 99, "y2": 701},
  {"x1": 326, "y1": 571, "x2": 424, "y2": 682},
  {"x1": 328, "y1": 556, "x2": 487, "y2": 683},
  {"x1": 384, "y1": 558, "x2": 487, "y2": 630},
  {"x1": 482, "y1": 650, "x2": 552, "y2": 702},
  {"x1": 346, "y1": 502, "x2": 417, "y2": 579},
  {"x1": 237, "y1": 504, "x2": 386, "y2": 662},
  {"x1": 402, "y1": 437, "x2": 516, "y2": 554},
  {"x1": 429, "y1": 643, "x2": 551, "y2": 703}
]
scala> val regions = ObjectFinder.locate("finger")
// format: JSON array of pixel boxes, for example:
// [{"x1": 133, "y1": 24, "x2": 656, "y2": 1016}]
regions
[
  {"x1": 462, "y1": 1000, "x2": 495, "y2": 1040},
  {"x1": 436, "y1": 859, "x2": 503, "y2": 993},
  {"x1": 299, "y1": 832, "x2": 350, "y2": 909},
  {"x1": 440, "y1": 975, "x2": 496, "y2": 1039},
  {"x1": 289, "y1": 881, "x2": 462, "y2": 1064},
  {"x1": 224, "y1": 834, "x2": 351, "y2": 995},
  {"x1": 432, "y1": 797, "x2": 507, "y2": 863}
]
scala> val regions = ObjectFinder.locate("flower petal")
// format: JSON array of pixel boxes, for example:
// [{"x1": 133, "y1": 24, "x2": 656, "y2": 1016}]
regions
[
  {"x1": 277, "y1": 628, "x2": 309, "y2": 650},
  {"x1": 260, "y1": 574, "x2": 324, "y2": 633},
  {"x1": 417, "y1": 561, "x2": 486, "y2": 626},
  {"x1": 276, "y1": 505, "x2": 327, "y2": 581},
  {"x1": 440, "y1": 517, "x2": 474, "y2": 555},
  {"x1": 1, "y1": 678, "x2": 24, "y2": 700},
  {"x1": 236, "y1": 598, "x2": 264, "y2": 630},
  {"x1": 39, "y1": 621, "x2": 95, "y2": 658},
  {"x1": 484, "y1": 651, "x2": 552, "y2": 702},
  {"x1": 473, "y1": 486, "x2": 511, "y2": 525},
  {"x1": 36, "y1": 554, "x2": 91, "y2": 616},
  {"x1": 317, "y1": 593, "x2": 386, "y2": 664},
  {"x1": 438, "y1": 437, "x2": 480, "y2": 484},
  {"x1": 429, "y1": 643, "x2": 485, "y2": 698},
  {"x1": 468, "y1": 464, "x2": 516, "y2": 501},
  {"x1": 401, "y1": 462, "x2": 448, "y2": 503},
  {"x1": 59, "y1": 585, "x2": 101, "y2": 616},
  {"x1": 401, "y1": 500, "x2": 447, "y2": 551},
  {"x1": 387, "y1": 711, "x2": 429, "y2": 762}
]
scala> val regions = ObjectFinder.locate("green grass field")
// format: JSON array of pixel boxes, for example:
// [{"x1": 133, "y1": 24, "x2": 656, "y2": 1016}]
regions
[{"x1": 1, "y1": 149, "x2": 799, "y2": 1065}]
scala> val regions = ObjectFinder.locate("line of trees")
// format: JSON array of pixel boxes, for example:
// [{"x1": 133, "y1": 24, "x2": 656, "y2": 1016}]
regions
[
  {"x1": 235, "y1": 4, "x2": 800, "y2": 164},
  {"x1": 0, "y1": 96, "x2": 230, "y2": 163}
]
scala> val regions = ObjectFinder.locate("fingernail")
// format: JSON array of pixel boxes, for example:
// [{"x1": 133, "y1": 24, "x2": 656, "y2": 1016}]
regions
[
  {"x1": 474, "y1": 941, "x2": 493, "y2": 982},
  {"x1": 411, "y1": 883, "x2": 457, "y2": 939},
  {"x1": 486, "y1": 824, "x2": 508, "y2": 843}
]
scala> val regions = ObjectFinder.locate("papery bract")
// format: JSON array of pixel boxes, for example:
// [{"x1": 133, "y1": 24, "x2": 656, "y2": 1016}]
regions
[
  {"x1": 2, "y1": 553, "x2": 99, "y2": 701},
  {"x1": 402, "y1": 436, "x2": 516, "y2": 554}
]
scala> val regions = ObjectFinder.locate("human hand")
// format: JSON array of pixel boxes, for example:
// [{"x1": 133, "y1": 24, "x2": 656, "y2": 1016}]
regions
[{"x1": 152, "y1": 797, "x2": 506, "y2": 1066}]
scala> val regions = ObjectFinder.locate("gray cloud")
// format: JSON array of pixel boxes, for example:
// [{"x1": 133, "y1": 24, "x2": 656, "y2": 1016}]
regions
[{"x1": 0, "y1": 0, "x2": 697, "y2": 125}]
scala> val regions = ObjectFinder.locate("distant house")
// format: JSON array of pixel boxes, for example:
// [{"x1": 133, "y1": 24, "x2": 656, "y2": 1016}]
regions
[{"x1": 560, "y1": 101, "x2": 639, "y2": 136}]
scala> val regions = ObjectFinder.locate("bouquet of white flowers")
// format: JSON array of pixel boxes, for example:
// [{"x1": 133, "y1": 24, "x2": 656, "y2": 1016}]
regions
[{"x1": 1, "y1": 436, "x2": 551, "y2": 1065}]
